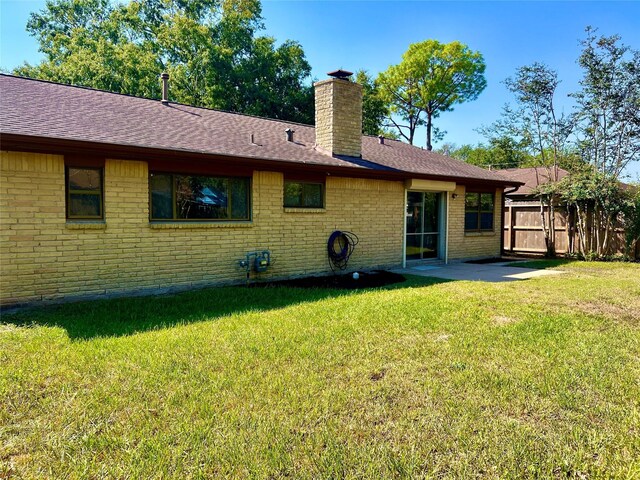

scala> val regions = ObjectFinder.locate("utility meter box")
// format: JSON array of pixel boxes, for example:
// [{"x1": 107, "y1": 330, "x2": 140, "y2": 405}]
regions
[
  {"x1": 240, "y1": 250, "x2": 271, "y2": 274},
  {"x1": 254, "y1": 252, "x2": 270, "y2": 272}
]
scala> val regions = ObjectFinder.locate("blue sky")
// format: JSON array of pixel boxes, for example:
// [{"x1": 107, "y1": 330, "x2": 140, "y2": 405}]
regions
[{"x1": 1, "y1": 0, "x2": 639, "y2": 178}]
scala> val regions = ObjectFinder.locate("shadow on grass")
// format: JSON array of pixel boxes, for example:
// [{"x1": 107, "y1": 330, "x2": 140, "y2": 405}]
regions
[
  {"x1": 508, "y1": 258, "x2": 578, "y2": 270},
  {"x1": 1, "y1": 276, "x2": 450, "y2": 341}
]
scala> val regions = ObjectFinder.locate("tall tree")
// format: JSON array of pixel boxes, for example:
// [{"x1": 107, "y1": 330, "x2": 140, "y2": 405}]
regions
[
  {"x1": 14, "y1": 0, "x2": 315, "y2": 123},
  {"x1": 376, "y1": 64, "x2": 424, "y2": 145},
  {"x1": 557, "y1": 28, "x2": 640, "y2": 257},
  {"x1": 482, "y1": 63, "x2": 573, "y2": 256},
  {"x1": 377, "y1": 40, "x2": 486, "y2": 150},
  {"x1": 354, "y1": 70, "x2": 397, "y2": 138},
  {"x1": 572, "y1": 27, "x2": 640, "y2": 180}
]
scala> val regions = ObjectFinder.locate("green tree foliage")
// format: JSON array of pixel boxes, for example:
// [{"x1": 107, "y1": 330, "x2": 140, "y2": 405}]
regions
[
  {"x1": 376, "y1": 65, "x2": 424, "y2": 145},
  {"x1": 558, "y1": 168, "x2": 637, "y2": 258},
  {"x1": 14, "y1": 0, "x2": 314, "y2": 123},
  {"x1": 481, "y1": 63, "x2": 574, "y2": 170},
  {"x1": 572, "y1": 27, "x2": 640, "y2": 179},
  {"x1": 466, "y1": 29, "x2": 639, "y2": 260},
  {"x1": 481, "y1": 62, "x2": 575, "y2": 256},
  {"x1": 377, "y1": 40, "x2": 486, "y2": 149},
  {"x1": 355, "y1": 70, "x2": 387, "y2": 136},
  {"x1": 555, "y1": 29, "x2": 640, "y2": 259},
  {"x1": 622, "y1": 186, "x2": 640, "y2": 259},
  {"x1": 441, "y1": 137, "x2": 529, "y2": 169},
  {"x1": 354, "y1": 70, "x2": 397, "y2": 138}
]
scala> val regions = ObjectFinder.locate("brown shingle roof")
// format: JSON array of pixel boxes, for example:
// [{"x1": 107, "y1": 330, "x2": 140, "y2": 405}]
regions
[
  {"x1": 496, "y1": 167, "x2": 569, "y2": 196},
  {"x1": 1, "y1": 74, "x2": 516, "y2": 184}
]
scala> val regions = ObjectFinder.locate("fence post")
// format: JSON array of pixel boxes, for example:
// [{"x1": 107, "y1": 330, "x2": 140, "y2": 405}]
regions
[{"x1": 508, "y1": 205, "x2": 515, "y2": 253}]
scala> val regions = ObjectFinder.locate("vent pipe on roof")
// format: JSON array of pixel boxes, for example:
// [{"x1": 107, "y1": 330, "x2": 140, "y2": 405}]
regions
[
  {"x1": 285, "y1": 128, "x2": 294, "y2": 142},
  {"x1": 160, "y1": 72, "x2": 169, "y2": 105},
  {"x1": 378, "y1": 135, "x2": 385, "y2": 145}
]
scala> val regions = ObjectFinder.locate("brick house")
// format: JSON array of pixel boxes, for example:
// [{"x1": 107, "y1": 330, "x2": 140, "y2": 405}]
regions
[{"x1": 0, "y1": 71, "x2": 519, "y2": 306}]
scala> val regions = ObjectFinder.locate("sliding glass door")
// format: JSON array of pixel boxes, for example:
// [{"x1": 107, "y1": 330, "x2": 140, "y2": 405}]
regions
[{"x1": 406, "y1": 191, "x2": 441, "y2": 260}]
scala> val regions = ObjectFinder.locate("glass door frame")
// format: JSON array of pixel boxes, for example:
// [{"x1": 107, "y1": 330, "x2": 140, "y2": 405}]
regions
[{"x1": 403, "y1": 190, "x2": 448, "y2": 266}]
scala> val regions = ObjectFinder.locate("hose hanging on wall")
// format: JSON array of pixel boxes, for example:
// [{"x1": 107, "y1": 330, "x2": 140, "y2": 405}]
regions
[{"x1": 327, "y1": 230, "x2": 359, "y2": 272}]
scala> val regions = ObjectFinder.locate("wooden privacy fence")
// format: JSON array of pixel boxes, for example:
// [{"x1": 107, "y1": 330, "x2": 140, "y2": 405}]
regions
[{"x1": 503, "y1": 201, "x2": 635, "y2": 256}]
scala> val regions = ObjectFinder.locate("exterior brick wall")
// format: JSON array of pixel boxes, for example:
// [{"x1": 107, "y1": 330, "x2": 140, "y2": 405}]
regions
[
  {"x1": 1, "y1": 151, "x2": 504, "y2": 306},
  {"x1": 314, "y1": 78, "x2": 363, "y2": 157},
  {"x1": 447, "y1": 185, "x2": 503, "y2": 260},
  {"x1": 1, "y1": 151, "x2": 404, "y2": 306}
]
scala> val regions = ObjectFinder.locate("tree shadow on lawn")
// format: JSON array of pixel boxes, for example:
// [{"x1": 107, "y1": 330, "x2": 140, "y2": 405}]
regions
[
  {"x1": 508, "y1": 258, "x2": 578, "y2": 270},
  {"x1": 1, "y1": 275, "x2": 450, "y2": 341}
]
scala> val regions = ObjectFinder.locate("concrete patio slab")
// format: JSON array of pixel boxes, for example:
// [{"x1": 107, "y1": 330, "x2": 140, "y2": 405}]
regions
[{"x1": 394, "y1": 262, "x2": 564, "y2": 283}]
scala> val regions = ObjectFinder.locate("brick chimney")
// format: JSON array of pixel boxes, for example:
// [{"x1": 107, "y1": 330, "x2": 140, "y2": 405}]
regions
[{"x1": 314, "y1": 70, "x2": 363, "y2": 158}]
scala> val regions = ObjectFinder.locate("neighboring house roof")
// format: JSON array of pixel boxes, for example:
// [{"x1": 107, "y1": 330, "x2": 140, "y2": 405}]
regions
[
  {"x1": 0, "y1": 74, "x2": 518, "y2": 186},
  {"x1": 496, "y1": 167, "x2": 569, "y2": 196}
]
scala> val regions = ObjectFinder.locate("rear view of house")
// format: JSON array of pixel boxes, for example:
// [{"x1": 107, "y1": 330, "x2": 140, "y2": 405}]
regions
[{"x1": 0, "y1": 71, "x2": 519, "y2": 306}]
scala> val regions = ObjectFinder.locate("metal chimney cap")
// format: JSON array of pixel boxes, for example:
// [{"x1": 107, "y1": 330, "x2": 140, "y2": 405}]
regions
[
  {"x1": 160, "y1": 72, "x2": 169, "y2": 79},
  {"x1": 327, "y1": 69, "x2": 353, "y2": 80}
]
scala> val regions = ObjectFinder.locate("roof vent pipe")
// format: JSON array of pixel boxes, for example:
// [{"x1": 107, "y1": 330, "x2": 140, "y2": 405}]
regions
[
  {"x1": 160, "y1": 72, "x2": 169, "y2": 105},
  {"x1": 378, "y1": 135, "x2": 385, "y2": 145},
  {"x1": 285, "y1": 128, "x2": 294, "y2": 142}
]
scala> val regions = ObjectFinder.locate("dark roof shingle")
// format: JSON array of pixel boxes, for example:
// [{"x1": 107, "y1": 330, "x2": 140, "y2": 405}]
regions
[
  {"x1": 1, "y1": 74, "x2": 516, "y2": 184},
  {"x1": 496, "y1": 167, "x2": 569, "y2": 196}
]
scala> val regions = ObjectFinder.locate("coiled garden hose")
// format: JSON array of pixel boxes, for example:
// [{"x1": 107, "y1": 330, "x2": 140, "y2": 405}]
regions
[{"x1": 327, "y1": 230, "x2": 359, "y2": 272}]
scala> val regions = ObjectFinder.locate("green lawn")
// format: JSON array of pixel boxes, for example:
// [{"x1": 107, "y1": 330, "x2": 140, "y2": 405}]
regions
[{"x1": 2, "y1": 262, "x2": 639, "y2": 479}]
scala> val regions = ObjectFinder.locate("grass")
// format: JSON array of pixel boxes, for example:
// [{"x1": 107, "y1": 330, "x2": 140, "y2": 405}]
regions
[{"x1": 1, "y1": 263, "x2": 639, "y2": 479}]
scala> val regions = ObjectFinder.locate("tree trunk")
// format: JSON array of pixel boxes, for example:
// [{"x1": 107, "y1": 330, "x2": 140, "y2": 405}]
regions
[
  {"x1": 566, "y1": 206, "x2": 573, "y2": 254},
  {"x1": 549, "y1": 201, "x2": 556, "y2": 256},
  {"x1": 595, "y1": 204, "x2": 601, "y2": 256},
  {"x1": 539, "y1": 197, "x2": 555, "y2": 257},
  {"x1": 602, "y1": 215, "x2": 611, "y2": 256},
  {"x1": 576, "y1": 203, "x2": 587, "y2": 255},
  {"x1": 409, "y1": 115, "x2": 415, "y2": 145},
  {"x1": 426, "y1": 112, "x2": 433, "y2": 151},
  {"x1": 539, "y1": 201, "x2": 549, "y2": 252}
]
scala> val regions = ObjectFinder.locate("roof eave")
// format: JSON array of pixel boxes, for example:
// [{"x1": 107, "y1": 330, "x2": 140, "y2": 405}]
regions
[{"x1": 0, "y1": 133, "x2": 523, "y2": 187}]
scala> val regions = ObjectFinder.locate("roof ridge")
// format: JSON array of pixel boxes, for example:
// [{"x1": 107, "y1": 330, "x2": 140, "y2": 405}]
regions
[{"x1": 0, "y1": 73, "x2": 316, "y2": 129}]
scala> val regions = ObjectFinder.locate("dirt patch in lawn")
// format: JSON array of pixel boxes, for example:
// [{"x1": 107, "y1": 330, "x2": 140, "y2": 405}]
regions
[
  {"x1": 250, "y1": 270, "x2": 406, "y2": 290},
  {"x1": 493, "y1": 315, "x2": 520, "y2": 326},
  {"x1": 572, "y1": 300, "x2": 640, "y2": 324}
]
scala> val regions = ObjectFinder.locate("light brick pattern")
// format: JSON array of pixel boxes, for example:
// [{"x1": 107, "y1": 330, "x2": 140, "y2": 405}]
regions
[
  {"x1": 1, "y1": 151, "x2": 404, "y2": 306},
  {"x1": 314, "y1": 78, "x2": 363, "y2": 157},
  {"x1": 447, "y1": 185, "x2": 503, "y2": 260},
  {"x1": 1, "y1": 152, "x2": 504, "y2": 306}
]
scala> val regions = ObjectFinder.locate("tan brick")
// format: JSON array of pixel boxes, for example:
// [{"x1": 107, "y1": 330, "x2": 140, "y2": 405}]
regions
[
  {"x1": 314, "y1": 78, "x2": 363, "y2": 157},
  {"x1": 0, "y1": 151, "x2": 406, "y2": 305},
  {"x1": 1, "y1": 150, "x2": 504, "y2": 306},
  {"x1": 448, "y1": 186, "x2": 502, "y2": 260}
]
